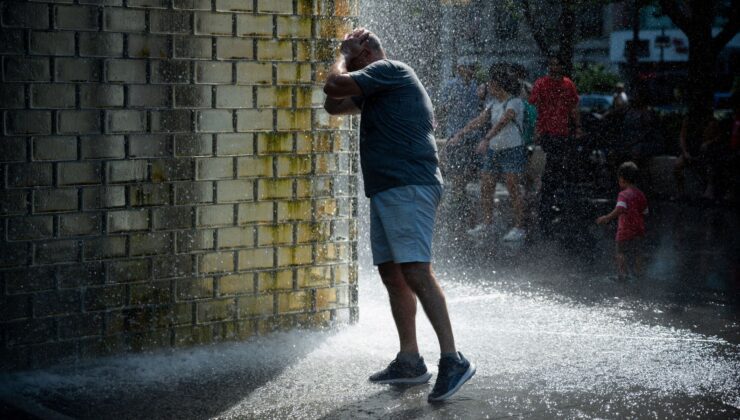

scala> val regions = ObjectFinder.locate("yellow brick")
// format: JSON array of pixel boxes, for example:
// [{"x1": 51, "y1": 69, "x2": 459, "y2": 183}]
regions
[
  {"x1": 316, "y1": 17, "x2": 353, "y2": 40},
  {"x1": 238, "y1": 294, "x2": 274, "y2": 317},
  {"x1": 296, "y1": 0, "x2": 316, "y2": 15},
  {"x1": 237, "y1": 15, "x2": 272, "y2": 37},
  {"x1": 237, "y1": 156, "x2": 273, "y2": 177},
  {"x1": 312, "y1": 132, "x2": 335, "y2": 153},
  {"x1": 314, "y1": 177, "x2": 334, "y2": 196},
  {"x1": 278, "y1": 290, "x2": 310, "y2": 313},
  {"x1": 314, "y1": 154, "x2": 336, "y2": 174},
  {"x1": 257, "y1": 86, "x2": 292, "y2": 108},
  {"x1": 276, "y1": 156, "x2": 312, "y2": 177},
  {"x1": 218, "y1": 273, "x2": 254, "y2": 296},
  {"x1": 217, "y1": 226, "x2": 255, "y2": 248},
  {"x1": 334, "y1": 0, "x2": 358, "y2": 16},
  {"x1": 296, "y1": 221, "x2": 331, "y2": 243},
  {"x1": 295, "y1": 178, "x2": 312, "y2": 198},
  {"x1": 295, "y1": 40, "x2": 311, "y2": 61},
  {"x1": 258, "y1": 223, "x2": 293, "y2": 246},
  {"x1": 237, "y1": 109, "x2": 273, "y2": 131},
  {"x1": 258, "y1": 0, "x2": 293, "y2": 14},
  {"x1": 256, "y1": 132, "x2": 293, "y2": 154},
  {"x1": 197, "y1": 298, "x2": 236, "y2": 322},
  {"x1": 216, "y1": 179, "x2": 253, "y2": 203},
  {"x1": 277, "y1": 63, "x2": 311, "y2": 85},
  {"x1": 315, "y1": 199, "x2": 337, "y2": 219},
  {"x1": 258, "y1": 178, "x2": 293, "y2": 200},
  {"x1": 315, "y1": 63, "x2": 330, "y2": 83},
  {"x1": 277, "y1": 16, "x2": 312, "y2": 38},
  {"x1": 315, "y1": 287, "x2": 337, "y2": 310},
  {"x1": 315, "y1": 108, "x2": 349, "y2": 129},
  {"x1": 277, "y1": 200, "x2": 311, "y2": 221},
  {"x1": 237, "y1": 202, "x2": 273, "y2": 224},
  {"x1": 236, "y1": 62, "x2": 272, "y2": 85},
  {"x1": 334, "y1": 263, "x2": 354, "y2": 285},
  {"x1": 295, "y1": 132, "x2": 312, "y2": 153},
  {"x1": 238, "y1": 247, "x2": 274, "y2": 269},
  {"x1": 176, "y1": 278, "x2": 214, "y2": 300},
  {"x1": 175, "y1": 325, "x2": 214, "y2": 347},
  {"x1": 310, "y1": 87, "x2": 325, "y2": 107},
  {"x1": 277, "y1": 245, "x2": 312, "y2": 266},
  {"x1": 258, "y1": 270, "x2": 294, "y2": 292},
  {"x1": 315, "y1": 243, "x2": 337, "y2": 263},
  {"x1": 313, "y1": 40, "x2": 335, "y2": 61},
  {"x1": 295, "y1": 87, "x2": 313, "y2": 108},
  {"x1": 297, "y1": 310, "x2": 331, "y2": 328},
  {"x1": 236, "y1": 320, "x2": 255, "y2": 339},
  {"x1": 277, "y1": 109, "x2": 311, "y2": 131},
  {"x1": 200, "y1": 251, "x2": 235, "y2": 274},
  {"x1": 297, "y1": 266, "x2": 331, "y2": 288},
  {"x1": 129, "y1": 281, "x2": 171, "y2": 306},
  {"x1": 257, "y1": 40, "x2": 293, "y2": 61}
]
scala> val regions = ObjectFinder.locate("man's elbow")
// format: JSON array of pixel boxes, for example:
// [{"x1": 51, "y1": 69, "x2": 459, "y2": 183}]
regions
[{"x1": 324, "y1": 83, "x2": 347, "y2": 100}]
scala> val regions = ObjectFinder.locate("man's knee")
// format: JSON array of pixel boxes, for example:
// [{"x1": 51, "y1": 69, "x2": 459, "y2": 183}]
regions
[
  {"x1": 399, "y1": 263, "x2": 433, "y2": 291},
  {"x1": 378, "y1": 262, "x2": 406, "y2": 290}
]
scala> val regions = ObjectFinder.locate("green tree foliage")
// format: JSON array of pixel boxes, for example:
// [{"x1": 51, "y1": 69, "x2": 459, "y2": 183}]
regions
[{"x1": 573, "y1": 63, "x2": 621, "y2": 93}]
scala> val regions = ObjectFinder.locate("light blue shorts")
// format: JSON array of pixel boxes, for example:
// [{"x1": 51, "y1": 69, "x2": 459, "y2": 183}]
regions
[
  {"x1": 481, "y1": 145, "x2": 527, "y2": 175},
  {"x1": 370, "y1": 184, "x2": 443, "y2": 266}
]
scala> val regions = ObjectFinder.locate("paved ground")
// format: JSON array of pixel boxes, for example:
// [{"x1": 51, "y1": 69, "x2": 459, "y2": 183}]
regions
[{"x1": 0, "y1": 200, "x2": 738, "y2": 419}]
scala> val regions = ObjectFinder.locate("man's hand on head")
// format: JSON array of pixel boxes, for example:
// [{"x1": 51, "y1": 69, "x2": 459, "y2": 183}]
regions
[{"x1": 340, "y1": 28, "x2": 371, "y2": 61}]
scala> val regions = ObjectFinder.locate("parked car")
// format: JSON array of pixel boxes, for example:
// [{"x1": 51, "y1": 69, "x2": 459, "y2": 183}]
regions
[{"x1": 579, "y1": 94, "x2": 614, "y2": 114}]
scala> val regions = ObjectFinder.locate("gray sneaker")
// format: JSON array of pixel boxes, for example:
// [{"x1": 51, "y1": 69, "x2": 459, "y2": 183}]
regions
[{"x1": 369, "y1": 356, "x2": 432, "y2": 385}]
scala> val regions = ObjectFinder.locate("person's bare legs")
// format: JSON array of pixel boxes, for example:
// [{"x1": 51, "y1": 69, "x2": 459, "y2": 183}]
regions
[
  {"x1": 616, "y1": 251, "x2": 627, "y2": 279},
  {"x1": 480, "y1": 172, "x2": 497, "y2": 226},
  {"x1": 399, "y1": 262, "x2": 456, "y2": 354},
  {"x1": 504, "y1": 173, "x2": 524, "y2": 228},
  {"x1": 378, "y1": 262, "x2": 419, "y2": 354}
]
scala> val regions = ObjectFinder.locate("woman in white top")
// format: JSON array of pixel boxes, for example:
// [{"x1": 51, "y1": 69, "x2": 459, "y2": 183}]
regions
[{"x1": 449, "y1": 66, "x2": 526, "y2": 242}]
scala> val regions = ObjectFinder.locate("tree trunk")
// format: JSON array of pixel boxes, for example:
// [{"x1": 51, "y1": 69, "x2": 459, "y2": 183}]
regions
[
  {"x1": 558, "y1": 0, "x2": 576, "y2": 76},
  {"x1": 684, "y1": 27, "x2": 716, "y2": 154},
  {"x1": 628, "y1": 0, "x2": 641, "y2": 90},
  {"x1": 683, "y1": 0, "x2": 717, "y2": 153}
]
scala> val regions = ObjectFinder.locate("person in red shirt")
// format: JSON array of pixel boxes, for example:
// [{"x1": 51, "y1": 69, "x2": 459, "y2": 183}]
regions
[
  {"x1": 529, "y1": 56, "x2": 581, "y2": 235},
  {"x1": 596, "y1": 162, "x2": 648, "y2": 279}
]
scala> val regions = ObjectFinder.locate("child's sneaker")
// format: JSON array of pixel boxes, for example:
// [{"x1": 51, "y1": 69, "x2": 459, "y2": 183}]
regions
[
  {"x1": 369, "y1": 356, "x2": 432, "y2": 384},
  {"x1": 427, "y1": 352, "x2": 476, "y2": 402},
  {"x1": 466, "y1": 224, "x2": 491, "y2": 238},
  {"x1": 502, "y1": 227, "x2": 526, "y2": 242}
]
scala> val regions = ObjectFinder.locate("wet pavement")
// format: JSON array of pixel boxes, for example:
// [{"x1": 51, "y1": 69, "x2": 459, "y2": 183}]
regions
[{"x1": 0, "y1": 201, "x2": 738, "y2": 419}]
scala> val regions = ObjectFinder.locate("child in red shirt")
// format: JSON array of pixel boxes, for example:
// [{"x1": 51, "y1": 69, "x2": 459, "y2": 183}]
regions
[{"x1": 596, "y1": 162, "x2": 648, "y2": 279}]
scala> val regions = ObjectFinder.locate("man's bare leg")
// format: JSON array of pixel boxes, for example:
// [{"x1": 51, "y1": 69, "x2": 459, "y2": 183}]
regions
[
  {"x1": 378, "y1": 262, "x2": 419, "y2": 354},
  {"x1": 400, "y1": 262, "x2": 456, "y2": 354}
]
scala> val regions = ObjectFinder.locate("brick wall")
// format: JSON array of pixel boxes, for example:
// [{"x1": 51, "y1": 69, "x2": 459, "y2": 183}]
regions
[{"x1": 0, "y1": 0, "x2": 359, "y2": 371}]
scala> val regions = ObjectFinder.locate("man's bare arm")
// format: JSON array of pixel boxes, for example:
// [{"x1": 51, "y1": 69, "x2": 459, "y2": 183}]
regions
[
  {"x1": 323, "y1": 57, "x2": 363, "y2": 99},
  {"x1": 324, "y1": 97, "x2": 361, "y2": 115}
]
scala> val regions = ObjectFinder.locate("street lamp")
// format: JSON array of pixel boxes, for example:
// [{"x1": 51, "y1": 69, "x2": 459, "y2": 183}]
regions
[{"x1": 655, "y1": 26, "x2": 670, "y2": 65}]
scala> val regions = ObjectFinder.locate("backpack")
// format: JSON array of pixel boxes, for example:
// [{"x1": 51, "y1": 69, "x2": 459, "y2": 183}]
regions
[{"x1": 521, "y1": 100, "x2": 537, "y2": 146}]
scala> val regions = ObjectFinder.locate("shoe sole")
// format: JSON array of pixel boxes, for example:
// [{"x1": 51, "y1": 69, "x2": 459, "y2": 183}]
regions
[
  {"x1": 427, "y1": 363, "x2": 476, "y2": 402},
  {"x1": 370, "y1": 372, "x2": 432, "y2": 385}
]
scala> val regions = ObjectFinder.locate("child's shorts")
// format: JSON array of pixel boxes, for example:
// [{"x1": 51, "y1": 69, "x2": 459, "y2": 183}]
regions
[
  {"x1": 616, "y1": 237, "x2": 645, "y2": 258},
  {"x1": 481, "y1": 146, "x2": 526, "y2": 175}
]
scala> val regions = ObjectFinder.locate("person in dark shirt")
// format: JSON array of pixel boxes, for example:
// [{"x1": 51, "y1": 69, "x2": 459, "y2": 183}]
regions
[
  {"x1": 530, "y1": 56, "x2": 581, "y2": 236},
  {"x1": 323, "y1": 28, "x2": 475, "y2": 402}
]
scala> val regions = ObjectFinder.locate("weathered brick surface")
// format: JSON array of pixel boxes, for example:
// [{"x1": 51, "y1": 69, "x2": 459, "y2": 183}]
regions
[{"x1": 0, "y1": 0, "x2": 359, "y2": 372}]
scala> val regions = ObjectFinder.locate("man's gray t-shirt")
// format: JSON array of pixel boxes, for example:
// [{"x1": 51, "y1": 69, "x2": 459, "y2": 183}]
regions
[{"x1": 349, "y1": 59, "x2": 443, "y2": 197}]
